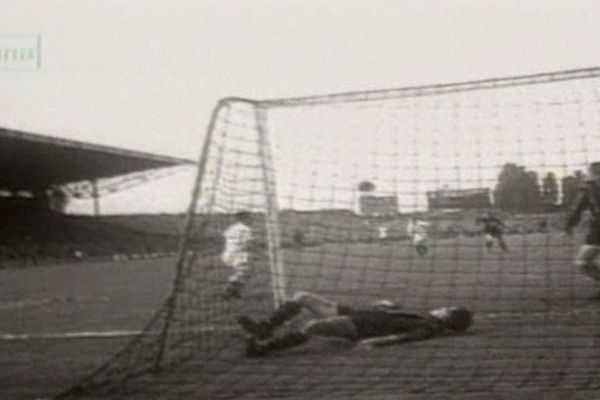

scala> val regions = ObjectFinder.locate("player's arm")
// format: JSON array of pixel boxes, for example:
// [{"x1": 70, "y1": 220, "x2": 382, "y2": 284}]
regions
[
  {"x1": 358, "y1": 326, "x2": 436, "y2": 348},
  {"x1": 566, "y1": 188, "x2": 589, "y2": 234}
]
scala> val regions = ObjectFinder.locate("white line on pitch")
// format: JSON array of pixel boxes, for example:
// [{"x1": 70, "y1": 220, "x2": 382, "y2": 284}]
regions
[
  {"x1": 0, "y1": 325, "x2": 237, "y2": 341},
  {"x1": 3, "y1": 307, "x2": 597, "y2": 342}
]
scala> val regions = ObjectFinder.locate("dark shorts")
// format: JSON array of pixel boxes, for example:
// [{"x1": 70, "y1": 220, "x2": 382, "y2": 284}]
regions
[{"x1": 337, "y1": 305, "x2": 353, "y2": 316}]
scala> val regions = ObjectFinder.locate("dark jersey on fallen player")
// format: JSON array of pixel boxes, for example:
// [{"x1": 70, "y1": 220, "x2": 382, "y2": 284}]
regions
[
  {"x1": 478, "y1": 215, "x2": 504, "y2": 237},
  {"x1": 337, "y1": 305, "x2": 444, "y2": 340},
  {"x1": 567, "y1": 180, "x2": 600, "y2": 245}
]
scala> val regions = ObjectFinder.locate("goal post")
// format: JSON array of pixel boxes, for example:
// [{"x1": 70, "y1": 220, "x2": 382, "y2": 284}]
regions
[
  {"x1": 254, "y1": 104, "x2": 287, "y2": 307},
  {"x1": 174, "y1": 97, "x2": 288, "y2": 309}
]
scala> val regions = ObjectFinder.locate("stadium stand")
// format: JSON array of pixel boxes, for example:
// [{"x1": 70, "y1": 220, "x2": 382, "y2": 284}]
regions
[{"x1": 0, "y1": 127, "x2": 194, "y2": 265}]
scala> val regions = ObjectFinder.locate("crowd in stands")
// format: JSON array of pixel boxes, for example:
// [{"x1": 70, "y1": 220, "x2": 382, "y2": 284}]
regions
[{"x1": 0, "y1": 200, "x2": 179, "y2": 266}]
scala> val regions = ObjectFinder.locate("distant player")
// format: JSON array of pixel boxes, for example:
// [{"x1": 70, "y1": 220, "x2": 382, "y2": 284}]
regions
[
  {"x1": 377, "y1": 226, "x2": 389, "y2": 245},
  {"x1": 238, "y1": 291, "x2": 473, "y2": 357},
  {"x1": 407, "y1": 217, "x2": 431, "y2": 257},
  {"x1": 221, "y1": 211, "x2": 254, "y2": 299},
  {"x1": 477, "y1": 212, "x2": 509, "y2": 252},
  {"x1": 566, "y1": 162, "x2": 600, "y2": 286}
]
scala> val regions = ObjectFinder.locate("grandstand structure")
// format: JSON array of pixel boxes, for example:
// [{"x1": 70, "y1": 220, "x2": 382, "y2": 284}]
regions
[
  {"x1": 0, "y1": 127, "x2": 193, "y2": 214},
  {"x1": 59, "y1": 67, "x2": 600, "y2": 400},
  {"x1": 0, "y1": 127, "x2": 194, "y2": 261},
  {"x1": 358, "y1": 194, "x2": 398, "y2": 216},
  {"x1": 426, "y1": 188, "x2": 492, "y2": 210}
]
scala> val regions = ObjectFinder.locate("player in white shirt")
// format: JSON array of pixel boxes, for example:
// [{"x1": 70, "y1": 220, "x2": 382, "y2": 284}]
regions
[
  {"x1": 407, "y1": 217, "x2": 431, "y2": 257},
  {"x1": 377, "y1": 226, "x2": 389, "y2": 245},
  {"x1": 222, "y1": 211, "x2": 254, "y2": 299}
]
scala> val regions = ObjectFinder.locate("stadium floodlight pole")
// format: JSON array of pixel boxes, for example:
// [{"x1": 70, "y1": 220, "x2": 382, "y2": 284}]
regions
[
  {"x1": 254, "y1": 103, "x2": 287, "y2": 307},
  {"x1": 153, "y1": 98, "x2": 239, "y2": 371}
]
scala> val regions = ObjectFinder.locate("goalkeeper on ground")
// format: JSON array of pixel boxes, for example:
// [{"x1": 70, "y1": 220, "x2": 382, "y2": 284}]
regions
[
  {"x1": 566, "y1": 162, "x2": 600, "y2": 285},
  {"x1": 238, "y1": 291, "x2": 473, "y2": 357}
]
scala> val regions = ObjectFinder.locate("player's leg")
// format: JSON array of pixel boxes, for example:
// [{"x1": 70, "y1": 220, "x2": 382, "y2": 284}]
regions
[
  {"x1": 291, "y1": 291, "x2": 340, "y2": 318},
  {"x1": 415, "y1": 235, "x2": 429, "y2": 257},
  {"x1": 484, "y1": 233, "x2": 494, "y2": 250},
  {"x1": 239, "y1": 291, "x2": 339, "y2": 339},
  {"x1": 412, "y1": 234, "x2": 425, "y2": 257},
  {"x1": 496, "y1": 233, "x2": 509, "y2": 252},
  {"x1": 245, "y1": 330, "x2": 308, "y2": 357},
  {"x1": 245, "y1": 316, "x2": 356, "y2": 358},
  {"x1": 239, "y1": 299, "x2": 302, "y2": 340},
  {"x1": 225, "y1": 268, "x2": 248, "y2": 299},
  {"x1": 224, "y1": 253, "x2": 251, "y2": 299},
  {"x1": 574, "y1": 245, "x2": 600, "y2": 282},
  {"x1": 221, "y1": 252, "x2": 238, "y2": 298}
]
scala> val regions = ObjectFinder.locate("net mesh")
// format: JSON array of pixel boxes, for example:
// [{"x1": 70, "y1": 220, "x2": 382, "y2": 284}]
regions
[{"x1": 59, "y1": 67, "x2": 600, "y2": 399}]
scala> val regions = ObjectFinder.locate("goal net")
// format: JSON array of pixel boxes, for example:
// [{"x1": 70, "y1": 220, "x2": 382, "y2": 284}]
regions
[{"x1": 61, "y1": 67, "x2": 600, "y2": 399}]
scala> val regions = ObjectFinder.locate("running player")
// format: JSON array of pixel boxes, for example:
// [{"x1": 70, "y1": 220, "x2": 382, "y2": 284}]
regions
[
  {"x1": 221, "y1": 211, "x2": 255, "y2": 299},
  {"x1": 407, "y1": 217, "x2": 431, "y2": 257},
  {"x1": 377, "y1": 226, "x2": 389, "y2": 245},
  {"x1": 238, "y1": 291, "x2": 473, "y2": 357},
  {"x1": 477, "y1": 212, "x2": 509, "y2": 252},
  {"x1": 566, "y1": 162, "x2": 600, "y2": 285}
]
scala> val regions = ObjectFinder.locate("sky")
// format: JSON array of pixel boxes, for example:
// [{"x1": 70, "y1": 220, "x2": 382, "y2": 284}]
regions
[{"x1": 2, "y1": 0, "x2": 600, "y2": 214}]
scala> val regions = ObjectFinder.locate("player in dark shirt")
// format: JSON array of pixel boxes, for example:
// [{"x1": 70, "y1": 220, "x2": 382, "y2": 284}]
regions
[
  {"x1": 477, "y1": 212, "x2": 509, "y2": 252},
  {"x1": 566, "y1": 162, "x2": 600, "y2": 283},
  {"x1": 238, "y1": 291, "x2": 473, "y2": 357}
]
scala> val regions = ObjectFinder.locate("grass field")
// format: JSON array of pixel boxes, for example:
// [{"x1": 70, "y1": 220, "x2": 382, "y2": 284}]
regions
[{"x1": 2, "y1": 232, "x2": 600, "y2": 399}]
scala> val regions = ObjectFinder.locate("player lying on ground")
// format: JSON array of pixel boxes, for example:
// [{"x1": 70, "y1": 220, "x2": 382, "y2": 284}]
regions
[
  {"x1": 238, "y1": 291, "x2": 473, "y2": 357},
  {"x1": 566, "y1": 162, "x2": 600, "y2": 287},
  {"x1": 477, "y1": 212, "x2": 509, "y2": 252}
]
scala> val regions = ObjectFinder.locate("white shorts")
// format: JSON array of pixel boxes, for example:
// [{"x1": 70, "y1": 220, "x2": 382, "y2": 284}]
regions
[
  {"x1": 222, "y1": 251, "x2": 251, "y2": 284},
  {"x1": 377, "y1": 227, "x2": 388, "y2": 240},
  {"x1": 412, "y1": 234, "x2": 429, "y2": 247},
  {"x1": 221, "y1": 251, "x2": 249, "y2": 268}
]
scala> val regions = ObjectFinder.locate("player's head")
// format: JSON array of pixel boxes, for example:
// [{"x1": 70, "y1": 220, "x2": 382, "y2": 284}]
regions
[
  {"x1": 234, "y1": 211, "x2": 252, "y2": 225},
  {"x1": 429, "y1": 307, "x2": 473, "y2": 332},
  {"x1": 589, "y1": 162, "x2": 600, "y2": 181}
]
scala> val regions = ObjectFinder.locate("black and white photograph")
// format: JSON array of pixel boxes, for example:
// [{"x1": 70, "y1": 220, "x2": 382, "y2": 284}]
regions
[{"x1": 2, "y1": 1, "x2": 600, "y2": 399}]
